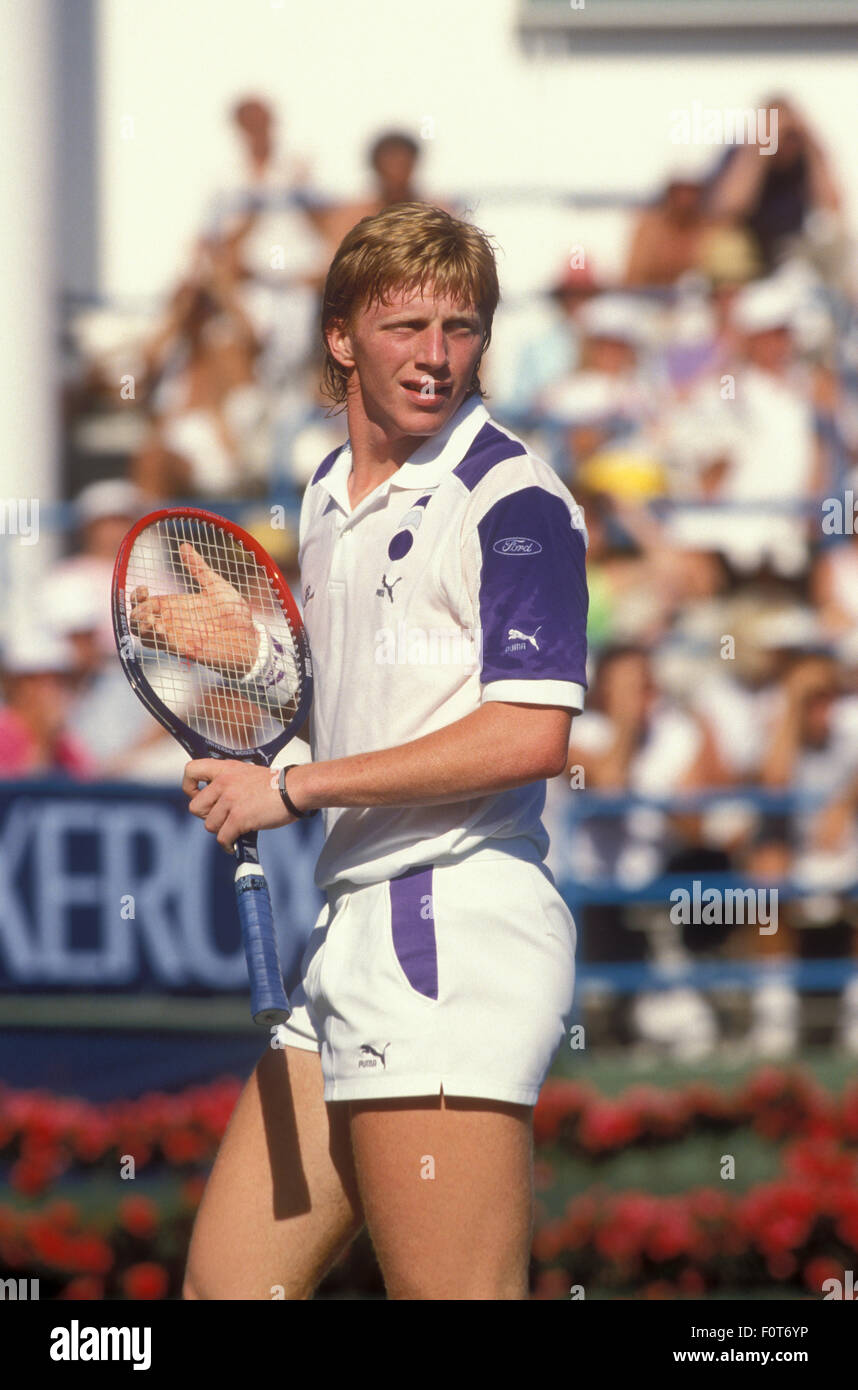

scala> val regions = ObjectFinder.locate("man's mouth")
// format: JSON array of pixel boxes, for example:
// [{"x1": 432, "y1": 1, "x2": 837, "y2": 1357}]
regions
[{"x1": 400, "y1": 378, "x2": 452, "y2": 403}]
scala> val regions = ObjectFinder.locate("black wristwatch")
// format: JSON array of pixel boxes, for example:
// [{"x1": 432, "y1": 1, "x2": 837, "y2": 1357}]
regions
[{"x1": 278, "y1": 765, "x2": 318, "y2": 818}]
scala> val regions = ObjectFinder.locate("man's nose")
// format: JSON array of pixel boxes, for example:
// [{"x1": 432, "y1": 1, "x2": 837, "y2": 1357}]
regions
[{"x1": 414, "y1": 327, "x2": 447, "y2": 368}]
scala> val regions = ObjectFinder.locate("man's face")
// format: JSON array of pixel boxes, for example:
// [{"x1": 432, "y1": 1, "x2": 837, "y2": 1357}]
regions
[
  {"x1": 12, "y1": 673, "x2": 72, "y2": 739},
  {"x1": 374, "y1": 143, "x2": 418, "y2": 196},
  {"x1": 586, "y1": 334, "x2": 636, "y2": 375},
  {"x1": 665, "y1": 182, "x2": 701, "y2": 223},
  {"x1": 330, "y1": 284, "x2": 485, "y2": 441}
]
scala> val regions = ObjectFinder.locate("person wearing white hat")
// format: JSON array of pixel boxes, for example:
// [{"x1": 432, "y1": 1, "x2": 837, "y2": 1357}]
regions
[
  {"x1": 667, "y1": 274, "x2": 824, "y2": 576},
  {"x1": 41, "y1": 479, "x2": 144, "y2": 663},
  {"x1": 720, "y1": 277, "x2": 822, "y2": 576},
  {"x1": 538, "y1": 294, "x2": 661, "y2": 472},
  {"x1": 0, "y1": 629, "x2": 93, "y2": 777},
  {"x1": 33, "y1": 478, "x2": 174, "y2": 772}
]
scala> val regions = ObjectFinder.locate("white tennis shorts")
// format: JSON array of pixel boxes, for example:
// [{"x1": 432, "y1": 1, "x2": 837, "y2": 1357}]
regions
[{"x1": 273, "y1": 843, "x2": 577, "y2": 1105}]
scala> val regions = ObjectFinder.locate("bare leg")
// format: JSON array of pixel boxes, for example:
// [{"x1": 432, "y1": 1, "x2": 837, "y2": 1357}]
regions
[
  {"x1": 183, "y1": 1045, "x2": 363, "y2": 1300},
  {"x1": 348, "y1": 1091, "x2": 534, "y2": 1300}
]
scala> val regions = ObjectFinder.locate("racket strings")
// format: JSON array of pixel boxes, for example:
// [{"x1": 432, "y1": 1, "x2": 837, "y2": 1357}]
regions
[{"x1": 125, "y1": 515, "x2": 303, "y2": 753}]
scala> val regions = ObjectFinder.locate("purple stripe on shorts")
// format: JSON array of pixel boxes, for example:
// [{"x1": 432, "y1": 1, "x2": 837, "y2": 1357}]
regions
[{"x1": 389, "y1": 866, "x2": 438, "y2": 1000}]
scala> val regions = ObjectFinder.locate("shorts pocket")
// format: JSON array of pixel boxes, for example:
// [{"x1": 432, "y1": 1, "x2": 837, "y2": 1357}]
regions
[{"x1": 388, "y1": 866, "x2": 439, "y2": 1001}]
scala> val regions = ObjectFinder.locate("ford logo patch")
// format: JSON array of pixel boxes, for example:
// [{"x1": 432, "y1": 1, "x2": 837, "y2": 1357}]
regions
[{"x1": 492, "y1": 536, "x2": 542, "y2": 556}]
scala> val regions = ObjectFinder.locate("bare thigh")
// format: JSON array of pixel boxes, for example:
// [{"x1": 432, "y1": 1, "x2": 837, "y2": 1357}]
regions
[
  {"x1": 183, "y1": 1044, "x2": 363, "y2": 1300},
  {"x1": 349, "y1": 1091, "x2": 534, "y2": 1300}
]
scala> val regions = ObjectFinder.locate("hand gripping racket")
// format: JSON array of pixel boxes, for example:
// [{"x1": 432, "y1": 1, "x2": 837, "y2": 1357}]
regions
[{"x1": 111, "y1": 507, "x2": 313, "y2": 1025}]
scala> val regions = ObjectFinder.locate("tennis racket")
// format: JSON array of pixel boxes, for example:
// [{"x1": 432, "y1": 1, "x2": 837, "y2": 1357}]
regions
[{"x1": 111, "y1": 506, "x2": 313, "y2": 1025}]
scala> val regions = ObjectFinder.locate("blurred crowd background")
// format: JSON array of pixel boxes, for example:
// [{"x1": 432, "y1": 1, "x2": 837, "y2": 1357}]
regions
[{"x1": 6, "y1": 84, "x2": 858, "y2": 1063}]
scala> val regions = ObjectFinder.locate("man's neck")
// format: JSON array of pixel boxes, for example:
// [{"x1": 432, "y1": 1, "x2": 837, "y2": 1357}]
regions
[{"x1": 345, "y1": 402, "x2": 438, "y2": 509}]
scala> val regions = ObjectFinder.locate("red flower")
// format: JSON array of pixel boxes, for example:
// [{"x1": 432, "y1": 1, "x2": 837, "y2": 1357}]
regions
[
  {"x1": 123, "y1": 1262, "x2": 169, "y2": 1300},
  {"x1": 26, "y1": 1218, "x2": 75, "y2": 1267},
  {"x1": 562, "y1": 1193, "x2": 599, "y2": 1248},
  {"x1": 532, "y1": 1219, "x2": 571, "y2": 1262},
  {"x1": 44, "y1": 1200, "x2": 80, "y2": 1231},
  {"x1": 162, "y1": 1128, "x2": 207, "y2": 1164},
  {"x1": 68, "y1": 1234, "x2": 114, "y2": 1275},
  {"x1": 10, "y1": 1153, "x2": 57, "y2": 1196},
  {"x1": 533, "y1": 1080, "x2": 594, "y2": 1146},
  {"x1": 766, "y1": 1252, "x2": 797, "y2": 1281},
  {"x1": 803, "y1": 1256, "x2": 844, "y2": 1294},
  {"x1": 59, "y1": 1276, "x2": 104, "y2": 1300},
  {"x1": 783, "y1": 1140, "x2": 857, "y2": 1187},
  {"x1": 72, "y1": 1116, "x2": 113, "y2": 1163},
  {"x1": 688, "y1": 1187, "x2": 731, "y2": 1224},
  {"x1": 119, "y1": 1195, "x2": 159, "y2": 1239},
  {"x1": 595, "y1": 1194, "x2": 658, "y2": 1262},
  {"x1": 645, "y1": 1202, "x2": 695, "y2": 1261},
  {"x1": 580, "y1": 1101, "x2": 641, "y2": 1153}
]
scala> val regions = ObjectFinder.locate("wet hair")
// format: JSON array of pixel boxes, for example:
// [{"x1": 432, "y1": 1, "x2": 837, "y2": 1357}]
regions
[{"x1": 320, "y1": 201, "x2": 500, "y2": 408}]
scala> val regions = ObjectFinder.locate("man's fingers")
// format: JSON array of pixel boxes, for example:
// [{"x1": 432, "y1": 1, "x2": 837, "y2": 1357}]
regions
[
  {"x1": 179, "y1": 542, "x2": 221, "y2": 592},
  {"x1": 216, "y1": 814, "x2": 238, "y2": 854},
  {"x1": 129, "y1": 595, "x2": 160, "y2": 627},
  {"x1": 188, "y1": 784, "x2": 219, "y2": 818},
  {"x1": 204, "y1": 802, "x2": 231, "y2": 836},
  {"x1": 182, "y1": 759, "x2": 220, "y2": 797}
]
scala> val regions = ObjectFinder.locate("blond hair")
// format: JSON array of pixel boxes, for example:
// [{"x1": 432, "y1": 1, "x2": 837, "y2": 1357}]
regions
[{"x1": 320, "y1": 202, "x2": 500, "y2": 408}]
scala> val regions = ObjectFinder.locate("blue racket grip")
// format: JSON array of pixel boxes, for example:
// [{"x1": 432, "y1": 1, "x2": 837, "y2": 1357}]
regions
[{"x1": 234, "y1": 863, "x2": 291, "y2": 1026}]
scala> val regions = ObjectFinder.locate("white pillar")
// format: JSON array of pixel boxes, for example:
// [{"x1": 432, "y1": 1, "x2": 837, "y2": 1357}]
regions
[{"x1": 0, "y1": 0, "x2": 58, "y2": 632}]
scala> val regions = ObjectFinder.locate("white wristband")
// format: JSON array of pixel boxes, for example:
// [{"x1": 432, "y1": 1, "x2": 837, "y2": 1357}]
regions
[{"x1": 241, "y1": 619, "x2": 270, "y2": 683}]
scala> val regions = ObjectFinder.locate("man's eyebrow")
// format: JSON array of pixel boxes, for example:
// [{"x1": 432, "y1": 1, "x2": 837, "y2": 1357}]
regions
[{"x1": 379, "y1": 310, "x2": 481, "y2": 324}]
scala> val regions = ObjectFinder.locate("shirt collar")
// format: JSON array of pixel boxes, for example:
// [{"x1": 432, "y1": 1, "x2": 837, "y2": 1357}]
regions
[{"x1": 318, "y1": 395, "x2": 490, "y2": 513}]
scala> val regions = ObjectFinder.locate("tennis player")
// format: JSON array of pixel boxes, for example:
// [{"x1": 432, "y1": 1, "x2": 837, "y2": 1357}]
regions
[{"x1": 180, "y1": 202, "x2": 589, "y2": 1300}]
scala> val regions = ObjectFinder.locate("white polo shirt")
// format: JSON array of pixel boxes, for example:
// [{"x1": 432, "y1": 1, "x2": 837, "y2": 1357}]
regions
[{"x1": 296, "y1": 393, "x2": 588, "y2": 891}]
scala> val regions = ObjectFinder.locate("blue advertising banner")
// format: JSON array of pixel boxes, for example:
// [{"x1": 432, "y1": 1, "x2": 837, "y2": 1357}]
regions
[{"x1": 0, "y1": 780, "x2": 325, "y2": 997}]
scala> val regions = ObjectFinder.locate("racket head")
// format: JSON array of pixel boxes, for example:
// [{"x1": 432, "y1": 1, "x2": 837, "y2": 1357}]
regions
[{"x1": 111, "y1": 506, "x2": 312, "y2": 764}]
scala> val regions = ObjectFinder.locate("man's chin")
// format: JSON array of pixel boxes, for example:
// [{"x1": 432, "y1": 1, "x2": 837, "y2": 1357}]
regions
[{"x1": 393, "y1": 386, "x2": 463, "y2": 434}]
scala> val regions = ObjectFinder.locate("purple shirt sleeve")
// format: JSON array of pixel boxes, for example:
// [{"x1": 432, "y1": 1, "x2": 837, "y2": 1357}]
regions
[{"x1": 475, "y1": 486, "x2": 588, "y2": 690}]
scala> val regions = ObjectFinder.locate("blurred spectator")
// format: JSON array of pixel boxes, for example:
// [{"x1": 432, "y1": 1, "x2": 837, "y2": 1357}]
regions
[
  {"x1": 546, "y1": 645, "x2": 728, "y2": 1057},
  {"x1": 624, "y1": 171, "x2": 712, "y2": 288},
  {"x1": 706, "y1": 96, "x2": 843, "y2": 274},
  {"x1": 665, "y1": 275, "x2": 827, "y2": 576},
  {"x1": 538, "y1": 294, "x2": 663, "y2": 475},
  {"x1": 0, "y1": 631, "x2": 94, "y2": 778},
  {"x1": 200, "y1": 95, "x2": 326, "y2": 289},
  {"x1": 749, "y1": 653, "x2": 858, "y2": 1054},
  {"x1": 760, "y1": 654, "x2": 858, "y2": 895},
  {"x1": 131, "y1": 250, "x2": 269, "y2": 498},
  {"x1": 813, "y1": 526, "x2": 858, "y2": 647},
  {"x1": 41, "y1": 480, "x2": 144, "y2": 658},
  {"x1": 501, "y1": 259, "x2": 599, "y2": 416},
  {"x1": 319, "y1": 130, "x2": 427, "y2": 249},
  {"x1": 577, "y1": 490, "x2": 729, "y2": 647},
  {"x1": 37, "y1": 480, "x2": 178, "y2": 774},
  {"x1": 199, "y1": 96, "x2": 329, "y2": 391}
]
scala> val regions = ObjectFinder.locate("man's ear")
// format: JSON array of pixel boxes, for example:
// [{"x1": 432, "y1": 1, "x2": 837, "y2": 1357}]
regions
[{"x1": 326, "y1": 317, "x2": 356, "y2": 372}]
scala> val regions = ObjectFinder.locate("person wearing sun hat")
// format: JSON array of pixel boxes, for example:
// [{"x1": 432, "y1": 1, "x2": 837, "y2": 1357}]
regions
[{"x1": 0, "y1": 627, "x2": 94, "y2": 777}]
